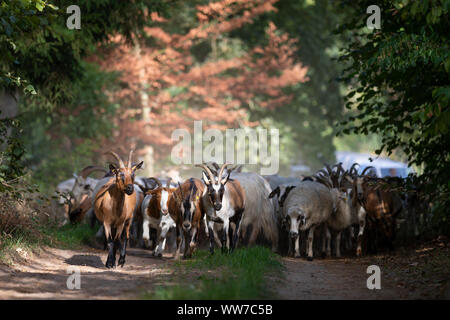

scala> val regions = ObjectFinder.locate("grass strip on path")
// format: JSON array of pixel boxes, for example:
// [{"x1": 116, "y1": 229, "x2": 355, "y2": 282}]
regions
[{"x1": 144, "y1": 246, "x2": 283, "y2": 300}]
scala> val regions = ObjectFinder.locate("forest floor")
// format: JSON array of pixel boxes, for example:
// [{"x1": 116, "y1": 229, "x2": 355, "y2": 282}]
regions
[{"x1": 0, "y1": 237, "x2": 448, "y2": 299}]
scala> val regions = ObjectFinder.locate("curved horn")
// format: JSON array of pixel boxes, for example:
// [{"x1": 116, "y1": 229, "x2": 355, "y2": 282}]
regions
[
  {"x1": 361, "y1": 166, "x2": 375, "y2": 176},
  {"x1": 349, "y1": 163, "x2": 359, "y2": 176},
  {"x1": 166, "y1": 177, "x2": 172, "y2": 188},
  {"x1": 147, "y1": 177, "x2": 162, "y2": 188},
  {"x1": 218, "y1": 163, "x2": 230, "y2": 182},
  {"x1": 195, "y1": 164, "x2": 215, "y2": 183},
  {"x1": 127, "y1": 149, "x2": 134, "y2": 168},
  {"x1": 106, "y1": 151, "x2": 125, "y2": 168},
  {"x1": 79, "y1": 166, "x2": 107, "y2": 179}
]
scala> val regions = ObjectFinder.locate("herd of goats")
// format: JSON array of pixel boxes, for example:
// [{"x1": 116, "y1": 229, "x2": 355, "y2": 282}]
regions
[{"x1": 55, "y1": 149, "x2": 417, "y2": 268}]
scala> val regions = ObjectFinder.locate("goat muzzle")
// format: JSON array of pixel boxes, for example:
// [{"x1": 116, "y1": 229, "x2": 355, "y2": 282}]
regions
[
  {"x1": 125, "y1": 184, "x2": 134, "y2": 195},
  {"x1": 183, "y1": 222, "x2": 192, "y2": 231}
]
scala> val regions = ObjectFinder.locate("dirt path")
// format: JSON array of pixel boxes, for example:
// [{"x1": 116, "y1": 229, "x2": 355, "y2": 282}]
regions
[
  {"x1": 0, "y1": 247, "x2": 175, "y2": 299},
  {"x1": 1, "y1": 244, "x2": 445, "y2": 299},
  {"x1": 274, "y1": 256, "x2": 409, "y2": 300}
]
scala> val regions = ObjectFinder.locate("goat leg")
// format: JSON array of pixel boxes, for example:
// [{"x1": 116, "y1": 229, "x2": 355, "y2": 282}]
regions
[
  {"x1": 174, "y1": 225, "x2": 183, "y2": 260},
  {"x1": 118, "y1": 228, "x2": 129, "y2": 267},
  {"x1": 221, "y1": 219, "x2": 230, "y2": 254},
  {"x1": 207, "y1": 220, "x2": 216, "y2": 255},
  {"x1": 231, "y1": 218, "x2": 241, "y2": 252},
  {"x1": 104, "y1": 224, "x2": 116, "y2": 268}
]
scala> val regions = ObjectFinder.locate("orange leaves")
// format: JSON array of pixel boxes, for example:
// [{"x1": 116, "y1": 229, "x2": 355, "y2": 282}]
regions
[{"x1": 93, "y1": 1, "x2": 308, "y2": 162}]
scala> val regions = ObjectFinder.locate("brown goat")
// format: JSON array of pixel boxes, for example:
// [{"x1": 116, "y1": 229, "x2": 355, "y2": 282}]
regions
[
  {"x1": 349, "y1": 174, "x2": 404, "y2": 254},
  {"x1": 168, "y1": 178, "x2": 204, "y2": 259},
  {"x1": 94, "y1": 150, "x2": 143, "y2": 268}
]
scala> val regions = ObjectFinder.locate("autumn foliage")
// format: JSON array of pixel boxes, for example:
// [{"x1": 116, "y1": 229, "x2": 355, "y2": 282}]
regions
[{"x1": 94, "y1": 0, "x2": 308, "y2": 165}]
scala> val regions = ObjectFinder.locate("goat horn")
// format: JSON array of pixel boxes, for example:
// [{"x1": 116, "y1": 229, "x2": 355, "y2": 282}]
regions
[
  {"x1": 166, "y1": 177, "x2": 172, "y2": 188},
  {"x1": 195, "y1": 164, "x2": 215, "y2": 183},
  {"x1": 177, "y1": 182, "x2": 184, "y2": 199},
  {"x1": 107, "y1": 151, "x2": 125, "y2": 168},
  {"x1": 79, "y1": 165, "x2": 107, "y2": 179},
  {"x1": 218, "y1": 163, "x2": 230, "y2": 182},
  {"x1": 361, "y1": 166, "x2": 375, "y2": 176},
  {"x1": 349, "y1": 163, "x2": 359, "y2": 176},
  {"x1": 127, "y1": 149, "x2": 134, "y2": 168}
]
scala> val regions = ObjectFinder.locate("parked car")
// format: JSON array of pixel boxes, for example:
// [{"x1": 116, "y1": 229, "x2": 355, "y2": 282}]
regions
[{"x1": 336, "y1": 151, "x2": 413, "y2": 178}]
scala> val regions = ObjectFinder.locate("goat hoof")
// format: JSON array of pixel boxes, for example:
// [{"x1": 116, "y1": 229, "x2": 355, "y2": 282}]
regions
[
  {"x1": 307, "y1": 256, "x2": 313, "y2": 261},
  {"x1": 294, "y1": 254, "x2": 301, "y2": 259},
  {"x1": 118, "y1": 257, "x2": 125, "y2": 267}
]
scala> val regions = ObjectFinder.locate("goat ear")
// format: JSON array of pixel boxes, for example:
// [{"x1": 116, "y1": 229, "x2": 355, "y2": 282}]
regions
[
  {"x1": 345, "y1": 175, "x2": 353, "y2": 184},
  {"x1": 268, "y1": 187, "x2": 280, "y2": 199},
  {"x1": 201, "y1": 171, "x2": 211, "y2": 185},
  {"x1": 109, "y1": 163, "x2": 118, "y2": 175},
  {"x1": 132, "y1": 161, "x2": 144, "y2": 171},
  {"x1": 220, "y1": 172, "x2": 230, "y2": 185}
]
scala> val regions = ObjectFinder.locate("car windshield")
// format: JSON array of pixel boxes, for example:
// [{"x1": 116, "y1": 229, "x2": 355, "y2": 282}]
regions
[{"x1": 380, "y1": 167, "x2": 408, "y2": 178}]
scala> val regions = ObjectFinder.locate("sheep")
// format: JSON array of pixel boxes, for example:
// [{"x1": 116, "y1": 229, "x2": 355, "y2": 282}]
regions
[
  {"x1": 230, "y1": 171, "x2": 278, "y2": 252},
  {"x1": 168, "y1": 178, "x2": 205, "y2": 259},
  {"x1": 281, "y1": 180, "x2": 334, "y2": 260},
  {"x1": 140, "y1": 177, "x2": 177, "y2": 256},
  {"x1": 93, "y1": 150, "x2": 143, "y2": 268},
  {"x1": 197, "y1": 163, "x2": 246, "y2": 254},
  {"x1": 263, "y1": 175, "x2": 302, "y2": 191}
]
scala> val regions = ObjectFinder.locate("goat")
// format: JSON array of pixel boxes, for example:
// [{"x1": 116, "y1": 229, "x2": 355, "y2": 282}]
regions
[
  {"x1": 168, "y1": 178, "x2": 205, "y2": 259},
  {"x1": 350, "y1": 173, "x2": 404, "y2": 254},
  {"x1": 205, "y1": 163, "x2": 278, "y2": 252},
  {"x1": 56, "y1": 166, "x2": 106, "y2": 224},
  {"x1": 281, "y1": 181, "x2": 334, "y2": 260},
  {"x1": 268, "y1": 183, "x2": 299, "y2": 254},
  {"x1": 197, "y1": 163, "x2": 245, "y2": 254},
  {"x1": 89, "y1": 167, "x2": 145, "y2": 249},
  {"x1": 141, "y1": 177, "x2": 177, "y2": 256},
  {"x1": 309, "y1": 165, "x2": 368, "y2": 257},
  {"x1": 93, "y1": 150, "x2": 143, "y2": 268}
]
